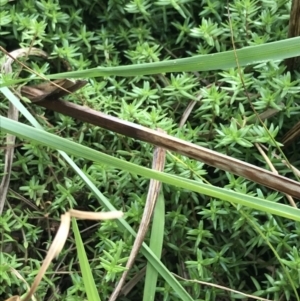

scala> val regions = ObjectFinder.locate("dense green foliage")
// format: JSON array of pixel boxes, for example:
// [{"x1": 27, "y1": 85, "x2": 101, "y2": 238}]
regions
[{"x1": 1, "y1": 0, "x2": 300, "y2": 300}]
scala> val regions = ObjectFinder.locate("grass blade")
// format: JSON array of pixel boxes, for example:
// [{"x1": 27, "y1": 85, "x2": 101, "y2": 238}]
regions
[
  {"x1": 143, "y1": 192, "x2": 165, "y2": 301},
  {"x1": 33, "y1": 98, "x2": 300, "y2": 199},
  {"x1": 72, "y1": 218, "x2": 101, "y2": 301},
  {"x1": 1, "y1": 117, "x2": 300, "y2": 222},
  {"x1": 43, "y1": 37, "x2": 300, "y2": 79}
]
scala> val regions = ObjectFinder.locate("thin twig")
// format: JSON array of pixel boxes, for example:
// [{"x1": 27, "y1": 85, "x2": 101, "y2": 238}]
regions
[
  {"x1": 0, "y1": 100, "x2": 18, "y2": 215},
  {"x1": 173, "y1": 274, "x2": 273, "y2": 301},
  {"x1": 255, "y1": 143, "x2": 296, "y2": 207}
]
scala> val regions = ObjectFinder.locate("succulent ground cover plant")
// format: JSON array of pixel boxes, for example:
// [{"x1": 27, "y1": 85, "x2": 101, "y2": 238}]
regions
[{"x1": 1, "y1": 0, "x2": 300, "y2": 300}]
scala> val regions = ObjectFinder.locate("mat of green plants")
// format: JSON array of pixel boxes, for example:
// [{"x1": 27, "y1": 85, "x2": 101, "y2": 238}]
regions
[{"x1": 1, "y1": 0, "x2": 300, "y2": 300}]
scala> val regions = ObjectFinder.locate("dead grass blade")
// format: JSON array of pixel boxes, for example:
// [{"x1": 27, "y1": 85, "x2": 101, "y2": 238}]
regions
[
  {"x1": 109, "y1": 132, "x2": 166, "y2": 301},
  {"x1": 285, "y1": 0, "x2": 300, "y2": 71},
  {"x1": 21, "y1": 79, "x2": 87, "y2": 102},
  {"x1": 4, "y1": 210, "x2": 122, "y2": 301},
  {"x1": 0, "y1": 48, "x2": 24, "y2": 215},
  {"x1": 0, "y1": 47, "x2": 87, "y2": 101},
  {"x1": 281, "y1": 120, "x2": 300, "y2": 147},
  {"x1": 0, "y1": 102, "x2": 18, "y2": 215},
  {"x1": 34, "y1": 99, "x2": 300, "y2": 199},
  {"x1": 4, "y1": 297, "x2": 20, "y2": 301}
]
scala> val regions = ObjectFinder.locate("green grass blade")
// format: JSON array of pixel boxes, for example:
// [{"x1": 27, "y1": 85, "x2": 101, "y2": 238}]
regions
[
  {"x1": 1, "y1": 117, "x2": 300, "y2": 222},
  {"x1": 1, "y1": 87, "x2": 44, "y2": 129},
  {"x1": 72, "y1": 218, "x2": 101, "y2": 301},
  {"x1": 143, "y1": 192, "x2": 165, "y2": 301},
  {"x1": 43, "y1": 37, "x2": 300, "y2": 79}
]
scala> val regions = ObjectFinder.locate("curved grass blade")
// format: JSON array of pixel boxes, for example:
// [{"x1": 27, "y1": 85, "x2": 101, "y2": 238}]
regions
[{"x1": 109, "y1": 142, "x2": 166, "y2": 301}]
